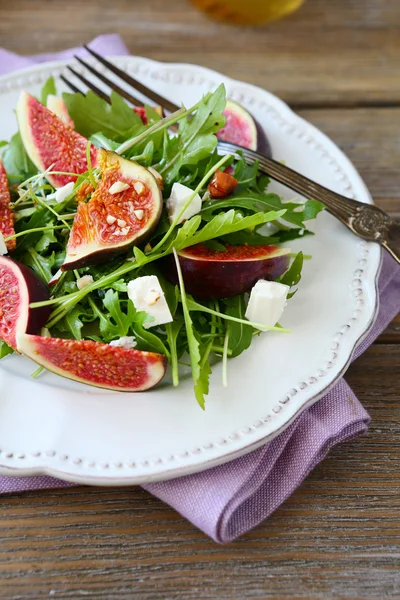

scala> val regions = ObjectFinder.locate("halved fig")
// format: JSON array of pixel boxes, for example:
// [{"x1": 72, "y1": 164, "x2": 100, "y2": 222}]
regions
[
  {"x1": 0, "y1": 160, "x2": 15, "y2": 251},
  {"x1": 217, "y1": 99, "x2": 271, "y2": 156},
  {"x1": 16, "y1": 91, "x2": 98, "y2": 188},
  {"x1": 0, "y1": 256, "x2": 51, "y2": 349},
  {"x1": 46, "y1": 94, "x2": 75, "y2": 128},
  {"x1": 62, "y1": 149, "x2": 163, "y2": 270},
  {"x1": 16, "y1": 334, "x2": 167, "y2": 392},
  {"x1": 163, "y1": 244, "x2": 290, "y2": 299}
]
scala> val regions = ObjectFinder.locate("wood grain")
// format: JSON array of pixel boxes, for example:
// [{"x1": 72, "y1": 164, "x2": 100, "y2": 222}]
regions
[
  {"x1": 0, "y1": 0, "x2": 399, "y2": 106},
  {"x1": 0, "y1": 346, "x2": 398, "y2": 600},
  {"x1": 0, "y1": 0, "x2": 399, "y2": 598}
]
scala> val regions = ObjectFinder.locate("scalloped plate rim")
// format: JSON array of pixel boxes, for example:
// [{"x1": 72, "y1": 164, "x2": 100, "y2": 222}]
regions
[{"x1": 0, "y1": 57, "x2": 381, "y2": 485}]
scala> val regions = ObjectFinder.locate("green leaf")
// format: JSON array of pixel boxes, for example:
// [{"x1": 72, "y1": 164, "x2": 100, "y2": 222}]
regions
[
  {"x1": 129, "y1": 304, "x2": 169, "y2": 356},
  {"x1": 0, "y1": 340, "x2": 14, "y2": 359},
  {"x1": 161, "y1": 85, "x2": 226, "y2": 183},
  {"x1": 63, "y1": 306, "x2": 84, "y2": 340},
  {"x1": 102, "y1": 289, "x2": 130, "y2": 337},
  {"x1": 63, "y1": 90, "x2": 144, "y2": 141},
  {"x1": 170, "y1": 209, "x2": 286, "y2": 253},
  {"x1": 166, "y1": 319, "x2": 183, "y2": 386},
  {"x1": 40, "y1": 76, "x2": 57, "y2": 105},
  {"x1": 201, "y1": 191, "x2": 323, "y2": 229},
  {"x1": 223, "y1": 296, "x2": 254, "y2": 358},
  {"x1": 35, "y1": 227, "x2": 58, "y2": 252},
  {"x1": 1, "y1": 132, "x2": 37, "y2": 184},
  {"x1": 279, "y1": 251, "x2": 304, "y2": 291},
  {"x1": 172, "y1": 248, "x2": 204, "y2": 408},
  {"x1": 302, "y1": 199, "x2": 325, "y2": 220},
  {"x1": 24, "y1": 248, "x2": 55, "y2": 283},
  {"x1": 233, "y1": 153, "x2": 260, "y2": 191},
  {"x1": 195, "y1": 344, "x2": 212, "y2": 403}
]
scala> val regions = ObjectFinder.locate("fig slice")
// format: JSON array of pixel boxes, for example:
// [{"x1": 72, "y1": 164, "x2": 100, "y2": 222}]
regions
[
  {"x1": 46, "y1": 94, "x2": 75, "y2": 128},
  {"x1": 217, "y1": 99, "x2": 271, "y2": 156},
  {"x1": 16, "y1": 334, "x2": 167, "y2": 392},
  {"x1": 16, "y1": 91, "x2": 98, "y2": 188},
  {"x1": 0, "y1": 160, "x2": 15, "y2": 251},
  {"x1": 0, "y1": 256, "x2": 51, "y2": 349},
  {"x1": 62, "y1": 149, "x2": 163, "y2": 270},
  {"x1": 163, "y1": 243, "x2": 291, "y2": 299}
]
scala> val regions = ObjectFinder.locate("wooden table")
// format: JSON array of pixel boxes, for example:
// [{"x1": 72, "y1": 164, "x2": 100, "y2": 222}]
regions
[{"x1": 0, "y1": 0, "x2": 399, "y2": 597}]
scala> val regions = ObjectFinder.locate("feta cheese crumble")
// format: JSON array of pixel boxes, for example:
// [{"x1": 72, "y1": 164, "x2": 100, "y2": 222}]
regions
[
  {"x1": 166, "y1": 182, "x2": 202, "y2": 224},
  {"x1": 127, "y1": 275, "x2": 173, "y2": 329},
  {"x1": 46, "y1": 181, "x2": 75, "y2": 203},
  {"x1": 245, "y1": 280, "x2": 290, "y2": 328},
  {"x1": 0, "y1": 232, "x2": 8, "y2": 255},
  {"x1": 109, "y1": 336, "x2": 137, "y2": 349},
  {"x1": 76, "y1": 274, "x2": 94, "y2": 290}
]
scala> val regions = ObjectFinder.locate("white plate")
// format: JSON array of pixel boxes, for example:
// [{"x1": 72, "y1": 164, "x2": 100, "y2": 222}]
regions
[{"x1": 0, "y1": 57, "x2": 381, "y2": 485}]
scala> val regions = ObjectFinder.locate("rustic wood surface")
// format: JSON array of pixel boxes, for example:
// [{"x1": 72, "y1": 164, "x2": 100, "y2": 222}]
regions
[{"x1": 0, "y1": 0, "x2": 399, "y2": 598}]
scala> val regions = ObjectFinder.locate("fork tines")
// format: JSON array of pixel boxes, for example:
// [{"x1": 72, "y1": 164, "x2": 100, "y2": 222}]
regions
[{"x1": 62, "y1": 44, "x2": 180, "y2": 115}]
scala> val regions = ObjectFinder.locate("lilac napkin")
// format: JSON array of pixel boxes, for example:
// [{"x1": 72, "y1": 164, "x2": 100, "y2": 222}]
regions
[{"x1": 0, "y1": 36, "x2": 399, "y2": 543}]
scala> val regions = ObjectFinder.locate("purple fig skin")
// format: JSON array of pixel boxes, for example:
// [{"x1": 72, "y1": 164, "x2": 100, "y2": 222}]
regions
[
  {"x1": 161, "y1": 249, "x2": 290, "y2": 299},
  {"x1": 255, "y1": 120, "x2": 272, "y2": 157},
  {"x1": 0, "y1": 256, "x2": 51, "y2": 349}
]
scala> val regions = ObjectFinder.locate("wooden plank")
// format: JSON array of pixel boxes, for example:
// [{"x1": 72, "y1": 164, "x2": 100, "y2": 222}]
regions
[
  {"x1": 0, "y1": 347, "x2": 398, "y2": 599},
  {"x1": 0, "y1": 0, "x2": 399, "y2": 106}
]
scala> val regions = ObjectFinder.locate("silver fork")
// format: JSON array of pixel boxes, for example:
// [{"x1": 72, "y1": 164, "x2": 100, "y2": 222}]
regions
[{"x1": 61, "y1": 46, "x2": 400, "y2": 264}]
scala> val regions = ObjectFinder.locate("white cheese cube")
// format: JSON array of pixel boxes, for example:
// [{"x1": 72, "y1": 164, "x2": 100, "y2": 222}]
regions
[
  {"x1": 166, "y1": 182, "x2": 202, "y2": 224},
  {"x1": 47, "y1": 181, "x2": 75, "y2": 203},
  {"x1": 0, "y1": 232, "x2": 8, "y2": 255},
  {"x1": 245, "y1": 280, "x2": 290, "y2": 328},
  {"x1": 127, "y1": 275, "x2": 173, "y2": 329},
  {"x1": 109, "y1": 336, "x2": 137, "y2": 349},
  {"x1": 76, "y1": 274, "x2": 94, "y2": 290}
]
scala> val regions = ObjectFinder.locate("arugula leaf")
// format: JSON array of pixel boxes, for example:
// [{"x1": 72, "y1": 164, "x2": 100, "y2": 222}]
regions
[
  {"x1": 173, "y1": 248, "x2": 205, "y2": 408},
  {"x1": 62, "y1": 306, "x2": 85, "y2": 340},
  {"x1": 221, "y1": 226, "x2": 313, "y2": 246},
  {"x1": 24, "y1": 248, "x2": 55, "y2": 283},
  {"x1": 201, "y1": 191, "x2": 324, "y2": 228},
  {"x1": 41, "y1": 76, "x2": 57, "y2": 105},
  {"x1": 161, "y1": 85, "x2": 226, "y2": 183},
  {"x1": 166, "y1": 319, "x2": 183, "y2": 386},
  {"x1": 195, "y1": 343, "x2": 212, "y2": 404},
  {"x1": 170, "y1": 209, "x2": 286, "y2": 253},
  {"x1": 130, "y1": 306, "x2": 169, "y2": 356},
  {"x1": 233, "y1": 153, "x2": 260, "y2": 191},
  {"x1": 0, "y1": 341, "x2": 14, "y2": 359},
  {"x1": 63, "y1": 90, "x2": 144, "y2": 141},
  {"x1": 1, "y1": 133, "x2": 37, "y2": 184},
  {"x1": 223, "y1": 296, "x2": 254, "y2": 358},
  {"x1": 279, "y1": 251, "x2": 304, "y2": 298}
]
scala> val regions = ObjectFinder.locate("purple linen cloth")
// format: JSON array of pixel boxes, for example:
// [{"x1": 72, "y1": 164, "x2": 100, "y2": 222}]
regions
[{"x1": 0, "y1": 36, "x2": 399, "y2": 543}]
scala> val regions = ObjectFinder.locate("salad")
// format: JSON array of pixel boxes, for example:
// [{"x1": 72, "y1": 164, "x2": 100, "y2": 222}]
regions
[{"x1": 0, "y1": 79, "x2": 323, "y2": 407}]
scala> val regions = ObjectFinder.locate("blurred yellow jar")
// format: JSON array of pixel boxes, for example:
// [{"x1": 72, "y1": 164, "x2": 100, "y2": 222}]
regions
[{"x1": 191, "y1": 0, "x2": 304, "y2": 25}]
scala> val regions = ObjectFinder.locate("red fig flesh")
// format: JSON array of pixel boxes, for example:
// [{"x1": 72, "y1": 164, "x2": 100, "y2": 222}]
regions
[
  {"x1": 62, "y1": 149, "x2": 163, "y2": 270},
  {"x1": 217, "y1": 99, "x2": 271, "y2": 156},
  {"x1": 133, "y1": 106, "x2": 163, "y2": 125},
  {"x1": 0, "y1": 256, "x2": 51, "y2": 349},
  {"x1": 0, "y1": 161, "x2": 15, "y2": 251},
  {"x1": 16, "y1": 91, "x2": 98, "y2": 188},
  {"x1": 16, "y1": 334, "x2": 167, "y2": 392},
  {"x1": 163, "y1": 244, "x2": 290, "y2": 299}
]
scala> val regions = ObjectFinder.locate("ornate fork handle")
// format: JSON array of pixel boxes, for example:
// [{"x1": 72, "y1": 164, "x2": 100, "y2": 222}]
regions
[{"x1": 217, "y1": 141, "x2": 400, "y2": 264}]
